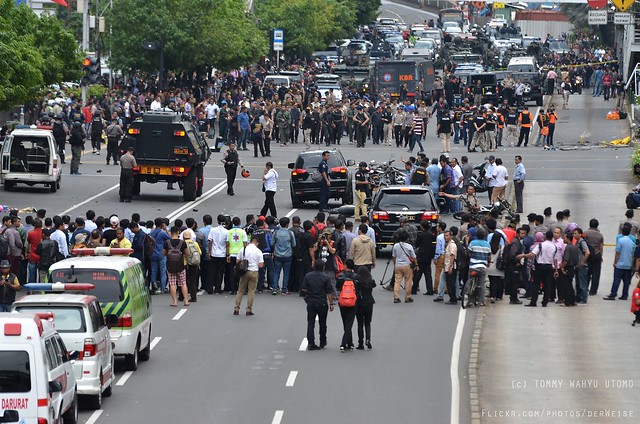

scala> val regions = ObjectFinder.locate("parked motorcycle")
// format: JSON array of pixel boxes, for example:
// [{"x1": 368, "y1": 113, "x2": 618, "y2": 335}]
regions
[
  {"x1": 453, "y1": 197, "x2": 514, "y2": 221},
  {"x1": 469, "y1": 162, "x2": 489, "y2": 193}
]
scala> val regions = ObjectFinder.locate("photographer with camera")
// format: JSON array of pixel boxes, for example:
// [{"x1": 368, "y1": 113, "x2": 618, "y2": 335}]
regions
[{"x1": 0, "y1": 260, "x2": 21, "y2": 312}]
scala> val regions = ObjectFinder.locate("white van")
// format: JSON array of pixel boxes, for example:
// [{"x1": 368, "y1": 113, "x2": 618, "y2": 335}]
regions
[
  {"x1": 263, "y1": 75, "x2": 291, "y2": 88},
  {"x1": 14, "y1": 291, "x2": 115, "y2": 409},
  {"x1": 0, "y1": 312, "x2": 78, "y2": 424},
  {"x1": 1, "y1": 126, "x2": 63, "y2": 192},
  {"x1": 315, "y1": 74, "x2": 343, "y2": 102}
]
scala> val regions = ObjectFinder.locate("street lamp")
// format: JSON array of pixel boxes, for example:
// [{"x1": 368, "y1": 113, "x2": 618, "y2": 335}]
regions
[{"x1": 142, "y1": 41, "x2": 164, "y2": 90}]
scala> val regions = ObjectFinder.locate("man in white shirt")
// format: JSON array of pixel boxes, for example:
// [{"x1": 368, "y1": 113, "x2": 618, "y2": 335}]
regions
[
  {"x1": 233, "y1": 236, "x2": 264, "y2": 316},
  {"x1": 205, "y1": 98, "x2": 220, "y2": 138},
  {"x1": 484, "y1": 155, "x2": 497, "y2": 202},
  {"x1": 51, "y1": 218, "x2": 69, "y2": 258},
  {"x1": 260, "y1": 162, "x2": 278, "y2": 217},
  {"x1": 150, "y1": 96, "x2": 162, "y2": 111},
  {"x1": 84, "y1": 210, "x2": 97, "y2": 233},
  {"x1": 451, "y1": 157, "x2": 464, "y2": 212},
  {"x1": 207, "y1": 214, "x2": 229, "y2": 294},
  {"x1": 491, "y1": 157, "x2": 509, "y2": 203}
]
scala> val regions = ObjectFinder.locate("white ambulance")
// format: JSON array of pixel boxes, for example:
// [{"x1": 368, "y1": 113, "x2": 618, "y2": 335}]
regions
[
  {"x1": 0, "y1": 312, "x2": 78, "y2": 424},
  {"x1": 14, "y1": 285, "x2": 115, "y2": 410}
]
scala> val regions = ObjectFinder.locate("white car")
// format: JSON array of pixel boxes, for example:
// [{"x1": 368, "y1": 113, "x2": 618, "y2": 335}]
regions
[{"x1": 14, "y1": 291, "x2": 115, "y2": 409}]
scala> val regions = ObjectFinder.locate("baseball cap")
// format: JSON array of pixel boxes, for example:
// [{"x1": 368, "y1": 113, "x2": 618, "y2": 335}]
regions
[{"x1": 110, "y1": 216, "x2": 120, "y2": 226}]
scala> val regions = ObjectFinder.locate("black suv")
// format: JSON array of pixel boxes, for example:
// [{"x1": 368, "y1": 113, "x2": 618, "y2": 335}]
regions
[
  {"x1": 119, "y1": 111, "x2": 211, "y2": 201},
  {"x1": 464, "y1": 73, "x2": 500, "y2": 104},
  {"x1": 368, "y1": 186, "x2": 439, "y2": 248},
  {"x1": 287, "y1": 149, "x2": 355, "y2": 208}
]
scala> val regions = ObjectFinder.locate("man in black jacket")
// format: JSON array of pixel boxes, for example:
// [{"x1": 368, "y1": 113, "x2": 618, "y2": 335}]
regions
[
  {"x1": 301, "y1": 261, "x2": 335, "y2": 351},
  {"x1": 414, "y1": 220, "x2": 436, "y2": 295}
]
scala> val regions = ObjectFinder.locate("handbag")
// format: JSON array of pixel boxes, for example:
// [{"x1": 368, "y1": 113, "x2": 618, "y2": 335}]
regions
[
  {"x1": 235, "y1": 247, "x2": 249, "y2": 276},
  {"x1": 334, "y1": 255, "x2": 345, "y2": 276},
  {"x1": 495, "y1": 246, "x2": 506, "y2": 271},
  {"x1": 541, "y1": 126, "x2": 549, "y2": 136}
]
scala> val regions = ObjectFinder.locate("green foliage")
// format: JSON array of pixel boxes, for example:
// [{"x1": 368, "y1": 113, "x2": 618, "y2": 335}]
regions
[
  {"x1": 103, "y1": 0, "x2": 268, "y2": 74},
  {"x1": 255, "y1": 0, "x2": 356, "y2": 57},
  {"x1": 350, "y1": 0, "x2": 382, "y2": 25},
  {"x1": 0, "y1": 0, "x2": 80, "y2": 110},
  {"x1": 559, "y1": 4, "x2": 590, "y2": 30},
  {"x1": 67, "y1": 85, "x2": 108, "y2": 100},
  {"x1": 631, "y1": 145, "x2": 640, "y2": 174}
]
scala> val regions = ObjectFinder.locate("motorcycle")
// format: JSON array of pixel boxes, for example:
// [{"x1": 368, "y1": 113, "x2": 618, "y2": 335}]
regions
[
  {"x1": 468, "y1": 162, "x2": 489, "y2": 193},
  {"x1": 572, "y1": 75, "x2": 583, "y2": 95},
  {"x1": 452, "y1": 197, "x2": 514, "y2": 221},
  {"x1": 367, "y1": 157, "x2": 405, "y2": 192}
]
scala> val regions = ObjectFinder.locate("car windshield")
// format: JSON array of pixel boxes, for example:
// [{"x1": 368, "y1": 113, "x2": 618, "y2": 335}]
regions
[
  {"x1": 470, "y1": 75, "x2": 497, "y2": 85},
  {"x1": 0, "y1": 351, "x2": 31, "y2": 392},
  {"x1": 49, "y1": 269, "x2": 124, "y2": 303},
  {"x1": 549, "y1": 40, "x2": 568, "y2": 51},
  {"x1": 295, "y1": 154, "x2": 342, "y2": 171},
  {"x1": 378, "y1": 191, "x2": 435, "y2": 210},
  {"x1": 387, "y1": 36, "x2": 403, "y2": 43},
  {"x1": 15, "y1": 306, "x2": 85, "y2": 333},
  {"x1": 413, "y1": 39, "x2": 434, "y2": 49},
  {"x1": 447, "y1": 27, "x2": 462, "y2": 33},
  {"x1": 265, "y1": 77, "x2": 289, "y2": 86}
]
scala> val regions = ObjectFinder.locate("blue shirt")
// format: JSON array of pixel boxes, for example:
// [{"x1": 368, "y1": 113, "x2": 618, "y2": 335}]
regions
[
  {"x1": 198, "y1": 225, "x2": 212, "y2": 258},
  {"x1": 150, "y1": 228, "x2": 171, "y2": 260},
  {"x1": 468, "y1": 239, "x2": 491, "y2": 269},
  {"x1": 426, "y1": 164, "x2": 440, "y2": 192},
  {"x1": 513, "y1": 163, "x2": 526, "y2": 181},
  {"x1": 237, "y1": 112, "x2": 250, "y2": 131},
  {"x1": 615, "y1": 235, "x2": 635, "y2": 269},
  {"x1": 435, "y1": 233, "x2": 445, "y2": 257},
  {"x1": 616, "y1": 233, "x2": 637, "y2": 245},
  {"x1": 318, "y1": 159, "x2": 329, "y2": 187}
]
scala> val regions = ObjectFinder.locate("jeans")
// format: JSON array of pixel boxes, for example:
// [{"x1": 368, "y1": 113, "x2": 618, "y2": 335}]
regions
[
  {"x1": 238, "y1": 129, "x2": 249, "y2": 149},
  {"x1": 151, "y1": 256, "x2": 167, "y2": 291},
  {"x1": 319, "y1": 184, "x2": 330, "y2": 211},
  {"x1": 409, "y1": 134, "x2": 424, "y2": 152},
  {"x1": 272, "y1": 256, "x2": 292, "y2": 292},
  {"x1": 307, "y1": 301, "x2": 328, "y2": 346},
  {"x1": 0, "y1": 304, "x2": 11, "y2": 312},
  {"x1": 258, "y1": 255, "x2": 273, "y2": 291},
  {"x1": 608, "y1": 267, "x2": 632, "y2": 299},
  {"x1": 27, "y1": 262, "x2": 39, "y2": 283},
  {"x1": 574, "y1": 265, "x2": 589, "y2": 303}
]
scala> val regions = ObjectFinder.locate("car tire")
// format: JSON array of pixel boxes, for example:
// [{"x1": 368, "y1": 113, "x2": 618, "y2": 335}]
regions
[
  {"x1": 139, "y1": 328, "x2": 151, "y2": 361},
  {"x1": 291, "y1": 192, "x2": 302, "y2": 208},
  {"x1": 62, "y1": 392, "x2": 78, "y2": 424},
  {"x1": 3, "y1": 181, "x2": 12, "y2": 191},
  {"x1": 342, "y1": 190, "x2": 353, "y2": 206},
  {"x1": 183, "y1": 168, "x2": 197, "y2": 201},
  {"x1": 125, "y1": 339, "x2": 139, "y2": 371},
  {"x1": 86, "y1": 385, "x2": 102, "y2": 410},
  {"x1": 196, "y1": 167, "x2": 204, "y2": 197},
  {"x1": 50, "y1": 182, "x2": 57, "y2": 193},
  {"x1": 536, "y1": 97, "x2": 543, "y2": 106}
]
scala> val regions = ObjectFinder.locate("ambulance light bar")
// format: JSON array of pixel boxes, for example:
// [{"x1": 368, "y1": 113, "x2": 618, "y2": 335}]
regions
[
  {"x1": 72, "y1": 247, "x2": 133, "y2": 256},
  {"x1": 24, "y1": 283, "x2": 95, "y2": 292}
]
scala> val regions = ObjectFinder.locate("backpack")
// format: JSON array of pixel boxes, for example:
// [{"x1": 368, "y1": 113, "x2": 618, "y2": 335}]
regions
[
  {"x1": 166, "y1": 240, "x2": 185, "y2": 273},
  {"x1": 626, "y1": 193, "x2": 638, "y2": 210},
  {"x1": 501, "y1": 240, "x2": 518, "y2": 267},
  {"x1": 455, "y1": 240, "x2": 468, "y2": 270},
  {"x1": 143, "y1": 234, "x2": 155, "y2": 259},
  {"x1": 338, "y1": 280, "x2": 357, "y2": 307},
  {"x1": 0, "y1": 229, "x2": 9, "y2": 259},
  {"x1": 185, "y1": 240, "x2": 201, "y2": 266}
]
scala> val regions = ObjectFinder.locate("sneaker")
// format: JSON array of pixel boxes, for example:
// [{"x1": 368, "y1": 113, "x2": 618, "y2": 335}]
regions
[
  {"x1": 272, "y1": 290, "x2": 278, "y2": 296},
  {"x1": 405, "y1": 298, "x2": 414, "y2": 303},
  {"x1": 393, "y1": 298, "x2": 401, "y2": 303},
  {"x1": 340, "y1": 346, "x2": 346, "y2": 353},
  {"x1": 308, "y1": 344, "x2": 321, "y2": 351},
  {"x1": 282, "y1": 290, "x2": 289, "y2": 295},
  {"x1": 433, "y1": 297, "x2": 444, "y2": 302},
  {"x1": 603, "y1": 295, "x2": 616, "y2": 300}
]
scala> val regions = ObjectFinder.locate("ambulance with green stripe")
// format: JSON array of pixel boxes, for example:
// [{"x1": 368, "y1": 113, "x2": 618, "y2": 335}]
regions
[{"x1": 48, "y1": 254, "x2": 152, "y2": 372}]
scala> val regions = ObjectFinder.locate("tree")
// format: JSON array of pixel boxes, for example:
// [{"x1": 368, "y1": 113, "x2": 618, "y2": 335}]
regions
[
  {"x1": 0, "y1": 0, "x2": 80, "y2": 110},
  {"x1": 255, "y1": 0, "x2": 355, "y2": 57},
  {"x1": 349, "y1": 0, "x2": 382, "y2": 26},
  {"x1": 103, "y1": 0, "x2": 268, "y2": 74}
]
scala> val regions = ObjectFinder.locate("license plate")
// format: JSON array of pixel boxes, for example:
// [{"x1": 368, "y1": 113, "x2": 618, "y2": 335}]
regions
[
  {"x1": 140, "y1": 166, "x2": 172, "y2": 175},
  {"x1": 174, "y1": 147, "x2": 189, "y2": 155}
]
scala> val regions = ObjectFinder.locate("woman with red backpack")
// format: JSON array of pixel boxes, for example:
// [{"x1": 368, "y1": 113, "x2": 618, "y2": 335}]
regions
[{"x1": 336, "y1": 259, "x2": 359, "y2": 352}]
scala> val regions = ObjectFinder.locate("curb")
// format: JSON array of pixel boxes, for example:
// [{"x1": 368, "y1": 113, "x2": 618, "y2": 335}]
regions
[{"x1": 468, "y1": 307, "x2": 485, "y2": 424}]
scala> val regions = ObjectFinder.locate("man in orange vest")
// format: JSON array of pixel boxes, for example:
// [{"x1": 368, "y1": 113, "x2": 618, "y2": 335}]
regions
[
  {"x1": 546, "y1": 106, "x2": 558, "y2": 147},
  {"x1": 517, "y1": 106, "x2": 532, "y2": 147}
]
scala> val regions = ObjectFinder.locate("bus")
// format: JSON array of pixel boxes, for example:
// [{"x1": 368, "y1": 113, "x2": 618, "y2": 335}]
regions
[{"x1": 438, "y1": 8, "x2": 464, "y2": 29}]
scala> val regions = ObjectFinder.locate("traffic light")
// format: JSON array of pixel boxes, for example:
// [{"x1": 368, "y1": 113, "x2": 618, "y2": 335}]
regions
[{"x1": 80, "y1": 56, "x2": 99, "y2": 86}]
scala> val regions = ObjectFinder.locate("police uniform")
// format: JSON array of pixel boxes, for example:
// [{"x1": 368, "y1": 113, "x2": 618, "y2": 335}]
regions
[
  {"x1": 119, "y1": 149, "x2": 137, "y2": 202},
  {"x1": 485, "y1": 113, "x2": 496, "y2": 151},
  {"x1": 505, "y1": 110, "x2": 519, "y2": 147},
  {"x1": 410, "y1": 165, "x2": 428, "y2": 186},
  {"x1": 438, "y1": 112, "x2": 453, "y2": 153},
  {"x1": 354, "y1": 164, "x2": 369, "y2": 219},
  {"x1": 453, "y1": 108, "x2": 463, "y2": 144}
]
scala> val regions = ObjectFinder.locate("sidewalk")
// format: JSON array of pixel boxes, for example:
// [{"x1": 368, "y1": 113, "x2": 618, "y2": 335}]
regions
[{"x1": 476, "y1": 179, "x2": 638, "y2": 423}]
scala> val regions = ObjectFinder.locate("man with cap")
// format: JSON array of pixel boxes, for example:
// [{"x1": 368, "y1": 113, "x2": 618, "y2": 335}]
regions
[
  {"x1": 0, "y1": 260, "x2": 21, "y2": 311},
  {"x1": 105, "y1": 117, "x2": 124, "y2": 165},
  {"x1": 354, "y1": 162, "x2": 370, "y2": 219},
  {"x1": 102, "y1": 216, "x2": 120, "y2": 247},
  {"x1": 119, "y1": 147, "x2": 137, "y2": 203}
]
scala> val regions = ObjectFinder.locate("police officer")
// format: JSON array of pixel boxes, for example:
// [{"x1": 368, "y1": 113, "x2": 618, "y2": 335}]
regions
[
  {"x1": 517, "y1": 105, "x2": 532, "y2": 147},
  {"x1": 119, "y1": 147, "x2": 137, "y2": 203},
  {"x1": 331, "y1": 103, "x2": 344, "y2": 145},
  {"x1": 354, "y1": 162, "x2": 369, "y2": 220},
  {"x1": 52, "y1": 114, "x2": 68, "y2": 164},
  {"x1": 437, "y1": 110, "x2": 453, "y2": 153},
  {"x1": 105, "y1": 118, "x2": 123, "y2": 165},
  {"x1": 300, "y1": 261, "x2": 335, "y2": 350},
  {"x1": 410, "y1": 161, "x2": 429, "y2": 186},
  {"x1": 221, "y1": 141, "x2": 244, "y2": 196},
  {"x1": 69, "y1": 121, "x2": 84, "y2": 175},
  {"x1": 90, "y1": 111, "x2": 103, "y2": 155}
]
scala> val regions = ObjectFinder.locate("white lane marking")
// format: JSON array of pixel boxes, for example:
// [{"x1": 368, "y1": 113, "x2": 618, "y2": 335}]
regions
[
  {"x1": 450, "y1": 308, "x2": 466, "y2": 424},
  {"x1": 149, "y1": 336, "x2": 162, "y2": 350},
  {"x1": 85, "y1": 410, "x2": 103, "y2": 424},
  {"x1": 172, "y1": 308, "x2": 188, "y2": 320},
  {"x1": 298, "y1": 338, "x2": 308, "y2": 351},
  {"x1": 286, "y1": 371, "x2": 298, "y2": 387},
  {"x1": 58, "y1": 183, "x2": 120, "y2": 215},
  {"x1": 271, "y1": 410, "x2": 284, "y2": 424},
  {"x1": 166, "y1": 180, "x2": 226, "y2": 223},
  {"x1": 116, "y1": 371, "x2": 133, "y2": 386},
  {"x1": 285, "y1": 208, "x2": 298, "y2": 218}
]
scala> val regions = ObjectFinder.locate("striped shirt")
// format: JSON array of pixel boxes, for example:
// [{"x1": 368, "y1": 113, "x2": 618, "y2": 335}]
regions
[
  {"x1": 468, "y1": 239, "x2": 491, "y2": 269},
  {"x1": 412, "y1": 116, "x2": 423, "y2": 136}
]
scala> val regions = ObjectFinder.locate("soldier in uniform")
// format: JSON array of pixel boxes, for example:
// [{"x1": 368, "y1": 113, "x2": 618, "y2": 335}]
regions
[
  {"x1": 90, "y1": 111, "x2": 104, "y2": 155},
  {"x1": 105, "y1": 117, "x2": 123, "y2": 165},
  {"x1": 331, "y1": 103, "x2": 344, "y2": 145},
  {"x1": 119, "y1": 147, "x2": 137, "y2": 203},
  {"x1": 354, "y1": 162, "x2": 370, "y2": 219}
]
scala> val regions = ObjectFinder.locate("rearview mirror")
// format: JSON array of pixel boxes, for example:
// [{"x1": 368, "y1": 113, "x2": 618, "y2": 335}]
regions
[
  {"x1": 105, "y1": 314, "x2": 119, "y2": 329},
  {"x1": 346, "y1": 159, "x2": 356, "y2": 166},
  {"x1": 49, "y1": 381, "x2": 63, "y2": 393},
  {"x1": 0, "y1": 410, "x2": 19, "y2": 423},
  {"x1": 287, "y1": 163, "x2": 295, "y2": 169}
]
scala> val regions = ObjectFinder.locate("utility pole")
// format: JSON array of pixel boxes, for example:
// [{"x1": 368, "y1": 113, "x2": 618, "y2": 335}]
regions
[{"x1": 81, "y1": 0, "x2": 89, "y2": 107}]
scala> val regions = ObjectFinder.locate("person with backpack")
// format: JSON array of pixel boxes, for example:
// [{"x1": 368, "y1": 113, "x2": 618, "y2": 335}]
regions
[
  {"x1": 271, "y1": 217, "x2": 296, "y2": 295},
  {"x1": 336, "y1": 259, "x2": 359, "y2": 352},
  {"x1": 355, "y1": 266, "x2": 376, "y2": 350},
  {"x1": 182, "y1": 231, "x2": 201, "y2": 303},
  {"x1": 163, "y1": 226, "x2": 190, "y2": 307},
  {"x1": 35, "y1": 229, "x2": 59, "y2": 283}
]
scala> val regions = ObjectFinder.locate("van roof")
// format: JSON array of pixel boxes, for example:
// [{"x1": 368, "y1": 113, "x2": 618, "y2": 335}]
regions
[
  {"x1": 14, "y1": 293, "x2": 97, "y2": 306},
  {"x1": 0, "y1": 312, "x2": 56, "y2": 337},
  {"x1": 508, "y1": 56, "x2": 536, "y2": 64},
  {"x1": 49, "y1": 256, "x2": 141, "y2": 272},
  {"x1": 8, "y1": 128, "x2": 53, "y2": 137}
]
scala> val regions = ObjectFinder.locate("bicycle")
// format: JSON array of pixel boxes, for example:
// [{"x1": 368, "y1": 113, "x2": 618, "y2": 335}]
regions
[{"x1": 461, "y1": 269, "x2": 481, "y2": 309}]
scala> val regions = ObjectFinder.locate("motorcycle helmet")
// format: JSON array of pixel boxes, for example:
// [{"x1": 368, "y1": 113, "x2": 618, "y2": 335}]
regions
[{"x1": 241, "y1": 168, "x2": 250, "y2": 178}]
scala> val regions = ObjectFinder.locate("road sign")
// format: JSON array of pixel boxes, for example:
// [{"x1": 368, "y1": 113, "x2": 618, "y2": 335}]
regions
[
  {"x1": 611, "y1": 0, "x2": 634, "y2": 12},
  {"x1": 273, "y1": 29, "x2": 284, "y2": 52},
  {"x1": 587, "y1": 0, "x2": 608, "y2": 8},
  {"x1": 493, "y1": 2, "x2": 505, "y2": 8},
  {"x1": 614, "y1": 12, "x2": 633, "y2": 23},
  {"x1": 588, "y1": 10, "x2": 608, "y2": 25}
]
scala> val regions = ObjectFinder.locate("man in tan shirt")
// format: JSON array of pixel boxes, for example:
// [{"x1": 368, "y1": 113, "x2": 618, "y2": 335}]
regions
[
  {"x1": 119, "y1": 146, "x2": 137, "y2": 203},
  {"x1": 348, "y1": 224, "x2": 376, "y2": 272}
]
